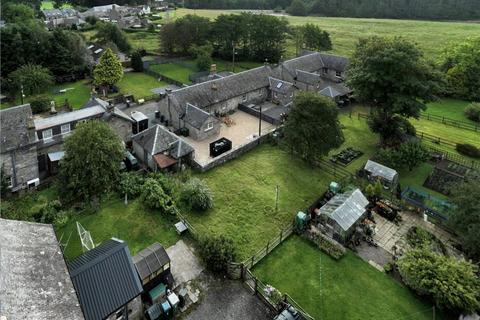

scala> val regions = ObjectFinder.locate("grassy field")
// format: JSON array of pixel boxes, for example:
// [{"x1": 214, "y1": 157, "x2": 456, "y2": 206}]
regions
[
  {"x1": 1, "y1": 79, "x2": 92, "y2": 110},
  {"x1": 423, "y1": 98, "x2": 476, "y2": 125},
  {"x1": 125, "y1": 30, "x2": 161, "y2": 54},
  {"x1": 185, "y1": 144, "x2": 335, "y2": 261},
  {"x1": 175, "y1": 9, "x2": 480, "y2": 60},
  {"x1": 117, "y1": 72, "x2": 168, "y2": 98},
  {"x1": 41, "y1": 0, "x2": 71, "y2": 9},
  {"x1": 56, "y1": 196, "x2": 180, "y2": 260},
  {"x1": 149, "y1": 59, "x2": 262, "y2": 84},
  {"x1": 253, "y1": 236, "x2": 443, "y2": 320}
]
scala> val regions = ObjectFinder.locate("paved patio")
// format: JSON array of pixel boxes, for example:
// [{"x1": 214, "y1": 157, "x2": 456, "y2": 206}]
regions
[
  {"x1": 184, "y1": 110, "x2": 275, "y2": 165},
  {"x1": 166, "y1": 240, "x2": 204, "y2": 289}
]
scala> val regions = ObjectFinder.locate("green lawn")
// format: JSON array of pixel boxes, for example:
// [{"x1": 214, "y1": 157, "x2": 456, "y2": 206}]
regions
[
  {"x1": 176, "y1": 9, "x2": 480, "y2": 60},
  {"x1": 117, "y1": 72, "x2": 168, "y2": 99},
  {"x1": 254, "y1": 236, "x2": 443, "y2": 320},
  {"x1": 1, "y1": 79, "x2": 92, "y2": 110},
  {"x1": 150, "y1": 62, "x2": 194, "y2": 84},
  {"x1": 184, "y1": 144, "x2": 335, "y2": 261},
  {"x1": 41, "y1": 0, "x2": 71, "y2": 9},
  {"x1": 56, "y1": 196, "x2": 180, "y2": 261},
  {"x1": 398, "y1": 163, "x2": 448, "y2": 200},
  {"x1": 423, "y1": 98, "x2": 476, "y2": 125},
  {"x1": 126, "y1": 31, "x2": 161, "y2": 54}
]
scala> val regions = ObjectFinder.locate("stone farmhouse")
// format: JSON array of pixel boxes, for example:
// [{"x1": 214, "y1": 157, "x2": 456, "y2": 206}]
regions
[
  {"x1": 41, "y1": 8, "x2": 85, "y2": 29},
  {"x1": 0, "y1": 51, "x2": 350, "y2": 192}
]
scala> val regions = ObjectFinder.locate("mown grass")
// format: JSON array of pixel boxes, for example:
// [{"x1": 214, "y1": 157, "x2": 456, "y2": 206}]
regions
[
  {"x1": 117, "y1": 72, "x2": 169, "y2": 98},
  {"x1": 185, "y1": 144, "x2": 335, "y2": 261},
  {"x1": 253, "y1": 235, "x2": 444, "y2": 320},
  {"x1": 150, "y1": 62, "x2": 193, "y2": 84},
  {"x1": 423, "y1": 98, "x2": 476, "y2": 125},
  {"x1": 1, "y1": 79, "x2": 92, "y2": 110},
  {"x1": 56, "y1": 196, "x2": 180, "y2": 260},
  {"x1": 176, "y1": 8, "x2": 480, "y2": 60},
  {"x1": 41, "y1": 1, "x2": 71, "y2": 9}
]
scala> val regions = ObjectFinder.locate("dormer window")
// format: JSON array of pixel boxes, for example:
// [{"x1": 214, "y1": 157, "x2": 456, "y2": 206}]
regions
[
  {"x1": 61, "y1": 124, "x2": 71, "y2": 134},
  {"x1": 42, "y1": 129, "x2": 53, "y2": 141},
  {"x1": 205, "y1": 122, "x2": 214, "y2": 132}
]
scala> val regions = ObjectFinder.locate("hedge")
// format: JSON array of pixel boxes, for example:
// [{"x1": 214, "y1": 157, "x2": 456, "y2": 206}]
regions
[{"x1": 305, "y1": 229, "x2": 346, "y2": 259}]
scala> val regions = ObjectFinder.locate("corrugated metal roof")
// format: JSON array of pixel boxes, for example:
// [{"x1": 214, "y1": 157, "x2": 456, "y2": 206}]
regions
[
  {"x1": 69, "y1": 238, "x2": 143, "y2": 320},
  {"x1": 133, "y1": 242, "x2": 170, "y2": 282},
  {"x1": 364, "y1": 160, "x2": 398, "y2": 182},
  {"x1": 320, "y1": 189, "x2": 368, "y2": 231}
]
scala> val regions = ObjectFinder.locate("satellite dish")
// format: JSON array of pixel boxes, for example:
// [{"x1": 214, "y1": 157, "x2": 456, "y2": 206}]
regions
[{"x1": 76, "y1": 222, "x2": 95, "y2": 252}]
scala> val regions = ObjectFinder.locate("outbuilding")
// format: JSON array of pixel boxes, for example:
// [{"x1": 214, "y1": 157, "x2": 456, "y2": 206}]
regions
[{"x1": 363, "y1": 160, "x2": 399, "y2": 188}]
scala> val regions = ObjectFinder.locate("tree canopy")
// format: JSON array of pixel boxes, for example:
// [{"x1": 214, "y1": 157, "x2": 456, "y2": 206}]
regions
[
  {"x1": 283, "y1": 92, "x2": 344, "y2": 163},
  {"x1": 286, "y1": 0, "x2": 307, "y2": 16},
  {"x1": 94, "y1": 22, "x2": 132, "y2": 53},
  {"x1": 347, "y1": 37, "x2": 442, "y2": 145},
  {"x1": 448, "y1": 180, "x2": 480, "y2": 261},
  {"x1": 93, "y1": 48, "x2": 124, "y2": 92},
  {"x1": 8, "y1": 64, "x2": 54, "y2": 96},
  {"x1": 398, "y1": 248, "x2": 480, "y2": 313},
  {"x1": 440, "y1": 37, "x2": 480, "y2": 101},
  {"x1": 2, "y1": 3, "x2": 35, "y2": 23},
  {"x1": 59, "y1": 120, "x2": 124, "y2": 203},
  {"x1": 301, "y1": 23, "x2": 332, "y2": 51}
]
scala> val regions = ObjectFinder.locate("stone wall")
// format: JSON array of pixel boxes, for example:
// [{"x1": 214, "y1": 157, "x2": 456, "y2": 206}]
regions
[{"x1": 0, "y1": 145, "x2": 39, "y2": 191}]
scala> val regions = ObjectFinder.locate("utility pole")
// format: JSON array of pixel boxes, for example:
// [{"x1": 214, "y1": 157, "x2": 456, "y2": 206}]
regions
[
  {"x1": 20, "y1": 84, "x2": 25, "y2": 105},
  {"x1": 232, "y1": 41, "x2": 236, "y2": 73}
]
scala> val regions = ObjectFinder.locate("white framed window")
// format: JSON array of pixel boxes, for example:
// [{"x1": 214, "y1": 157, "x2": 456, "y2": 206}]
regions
[
  {"x1": 242, "y1": 94, "x2": 247, "y2": 102},
  {"x1": 61, "y1": 124, "x2": 71, "y2": 134},
  {"x1": 42, "y1": 129, "x2": 53, "y2": 140},
  {"x1": 204, "y1": 122, "x2": 214, "y2": 132}
]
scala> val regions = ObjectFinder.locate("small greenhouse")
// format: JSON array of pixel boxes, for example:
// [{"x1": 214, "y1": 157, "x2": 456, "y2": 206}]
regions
[{"x1": 363, "y1": 160, "x2": 399, "y2": 188}]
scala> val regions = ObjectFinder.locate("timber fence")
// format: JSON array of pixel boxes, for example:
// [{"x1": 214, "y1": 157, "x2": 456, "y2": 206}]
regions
[{"x1": 420, "y1": 113, "x2": 479, "y2": 132}]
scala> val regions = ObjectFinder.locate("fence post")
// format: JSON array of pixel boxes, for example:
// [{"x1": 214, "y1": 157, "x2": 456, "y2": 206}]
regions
[
  {"x1": 280, "y1": 229, "x2": 283, "y2": 242},
  {"x1": 251, "y1": 256, "x2": 254, "y2": 268},
  {"x1": 241, "y1": 263, "x2": 245, "y2": 280}
]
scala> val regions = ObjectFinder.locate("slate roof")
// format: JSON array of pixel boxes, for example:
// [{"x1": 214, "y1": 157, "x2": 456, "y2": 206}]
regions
[
  {"x1": 42, "y1": 8, "x2": 78, "y2": 18},
  {"x1": 295, "y1": 69, "x2": 321, "y2": 85},
  {"x1": 34, "y1": 105, "x2": 106, "y2": 130},
  {"x1": 0, "y1": 218, "x2": 84, "y2": 320},
  {"x1": 364, "y1": 160, "x2": 398, "y2": 182},
  {"x1": 318, "y1": 53, "x2": 349, "y2": 72},
  {"x1": 182, "y1": 103, "x2": 211, "y2": 129},
  {"x1": 132, "y1": 124, "x2": 193, "y2": 159},
  {"x1": 0, "y1": 104, "x2": 36, "y2": 152},
  {"x1": 318, "y1": 79, "x2": 351, "y2": 98},
  {"x1": 133, "y1": 242, "x2": 170, "y2": 282},
  {"x1": 282, "y1": 52, "x2": 349, "y2": 77},
  {"x1": 69, "y1": 238, "x2": 143, "y2": 320},
  {"x1": 269, "y1": 77, "x2": 295, "y2": 94},
  {"x1": 320, "y1": 189, "x2": 369, "y2": 231},
  {"x1": 169, "y1": 65, "x2": 274, "y2": 111}
]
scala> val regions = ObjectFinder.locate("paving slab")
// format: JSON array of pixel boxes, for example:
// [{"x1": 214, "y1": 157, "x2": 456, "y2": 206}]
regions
[{"x1": 166, "y1": 240, "x2": 204, "y2": 288}]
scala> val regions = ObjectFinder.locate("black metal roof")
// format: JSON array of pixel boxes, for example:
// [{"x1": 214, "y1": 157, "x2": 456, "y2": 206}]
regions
[
  {"x1": 69, "y1": 238, "x2": 143, "y2": 320},
  {"x1": 132, "y1": 242, "x2": 170, "y2": 282}
]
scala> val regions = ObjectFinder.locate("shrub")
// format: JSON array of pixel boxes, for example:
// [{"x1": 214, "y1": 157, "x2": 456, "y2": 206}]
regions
[
  {"x1": 30, "y1": 95, "x2": 51, "y2": 114},
  {"x1": 118, "y1": 172, "x2": 145, "y2": 198},
  {"x1": 383, "y1": 262, "x2": 393, "y2": 273},
  {"x1": 465, "y1": 103, "x2": 480, "y2": 122},
  {"x1": 198, "y1": 235, "x2": 237, "y2": 273},
  {"x1": 397, "y1": 140, "x2": 429, "y2": 171},
  {"x1": 181, "y1": 178, "x2": 214, "y2": 211},
  {"x1": 130, "y1": 50, "x2": 144, "y2": 72},
  {"x1": 456, "y1": 143, "x2": 480, "y2": 158},
  {"x1": 306, "y1": 230, "x2": 346, "y2": 259},
  {"x1": 148, "y1": 172, "x2": 177, "y2": 197},
  {"x1": 141, "y1": 178, "x2": 176, "y2": 214},
  {"x1": 36, "y1": 200, "x2": 62, "y2": 224}
]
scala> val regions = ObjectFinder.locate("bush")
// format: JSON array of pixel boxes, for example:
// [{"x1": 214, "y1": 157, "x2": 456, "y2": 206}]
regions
[
  {"x1": 306, "y1": 230, "x2": 346, "y2": 259},
  {"x1": 30, "y1": 95, "x2": 51, "y2": 114},
  {"x1": 456, "y1": 143, "x2": 480, "y2": 158},
  {"x1": 118, "y1": 172, "x2": 145, "y2": 198},
  {"x1": 198, "y1": 235, "x2": 237, "y2": 273},
  {"x1": 464, "y1": 103, "x2": 480, "y2": 122},
  {"x1": 383, "y1": 262, "x2": 393, "y2": 273},
  {"x1": 36, "y1": 200, "x2": 62, "y2": 224},
  {"x1": 181, "y1": 178, "x2": 214, "y2": 211},
  {"x1": 130, "y1": 50, "x2": 144, "y2": 72},
  {"x1": 141, "y1": 178, "x2": 176, "y2": 214}
]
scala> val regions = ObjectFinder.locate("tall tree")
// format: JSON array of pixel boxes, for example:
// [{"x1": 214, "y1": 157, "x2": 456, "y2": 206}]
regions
[
  {"x1": 398, "y1": 248, "x2": 480, "y2": 313},
  {"x1": 440, "y1": 37, "x2": 480, "y2": 101},
  {"x1": 47, "y1": 29, "x2": 88, "y2": 77},
  {"x1": 94, "y1": 22, "x2": 132, "y2": 53},
  {"x1": 347, "y1": 37, "x2": 442, "y2": 145},
  {"x1": 93, "y1": 48, "x2": 123, "y2": 96},
  {"x1": 59, "y1": 121, "x2": 124, "y2": 203},
  {"x1": 448, "y1": 180, "x2": 480, "y2": 261},
  {"x1": 2, "y1": 3, "x2": 35, "y2": 23},
  {"x1": 301, "y1": 23, "x2": 332, "y2": 51},
  {"x1": 130, "y1": 50, "x2": 144, "y2": 72},
  {"x1": 283, "y1": 92, "x2": 344, "y2": 163},
  {"x1": 286, "y1": 0, "x2": 307, "y2": 16},
  {"x1": 8, "y1": 64, "x2": 54, "y2": 96}
]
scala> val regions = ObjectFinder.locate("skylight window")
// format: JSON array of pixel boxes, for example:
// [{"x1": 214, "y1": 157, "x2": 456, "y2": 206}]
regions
[{"x1": 276, "y1": 82, "x2": 283, "y2": 89}]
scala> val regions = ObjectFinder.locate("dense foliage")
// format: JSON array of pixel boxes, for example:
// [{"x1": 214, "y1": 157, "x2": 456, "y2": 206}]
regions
[
  {"x1": 456, "y1": 144, "x2": 480, "y2": 158},
  {"x1": 375, "y1": 141, "x2": 429, "y2": 171},
  {"x1": 130, "y1": 50, "x2": 144, "y2": 72},
  {"x1": 1, "y1": 22, "x2": 88, "y2": 80},
  {"x1": 198, "y1": 235, "x2": 237, "y2": 273},
  {"x1": 94, "y1": 22, "x2": 132, "y2": 53},
  {"x1": 181, "y1": 178, "x2": 214, "y2": 211},
  {"x1": 141, "y1": 178, "x2": 176, "y2": 214},
  {"x1": 30, "y1": 95, "x2": 52, "y2": 114},
  {"x1": 398, "y1": 248, "x2": 480, "y2": 313},
  {"x1": 283, "y1": 92, "x2": 344, "y2": 163},
  {"x1": 440, "y1": 37, "x2": 480, "y2": 101},
  {"x1": 59, "y1": 121, "x2": 124, "y2": 203},
  {"x1": 8, "y1": 64, "x2": 54, "y2": 97},
  {"x1": 449, "y1": 180, "x2": 480, "y2": 261},
  {"x1": 0, "y1": 165, "x2": 9, "y2": 197},
  {"x1": 1, "y1": 3, "x2": 35, "y2": 23},
  {"x1": 465, "y1": 103, "x2": 480, "y2": 122},
  {"x1": 184, "y1": 0, "x2": 480, "y2": 20},
  {"x1": 348, "y1": 37, "x2": 442, "y2": 145},
  {"x1": 161, "y1": 13, "x2": 289, "y2": 63},
  {"x1": 118, "y1": 172, "x2": 145, "y2": 198}
]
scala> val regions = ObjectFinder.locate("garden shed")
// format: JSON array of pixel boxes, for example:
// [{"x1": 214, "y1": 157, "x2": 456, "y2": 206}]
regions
[
  {"x1": 364, "y1": 160, "x2": 399, "y2": 188},
  {"x1": 317, "y1": 188, "x2": 369, "y2": 243},
  {"x1": 133, "y1": 242, "x2": 173, "y2": 292}
]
